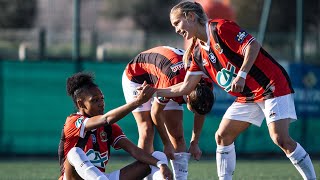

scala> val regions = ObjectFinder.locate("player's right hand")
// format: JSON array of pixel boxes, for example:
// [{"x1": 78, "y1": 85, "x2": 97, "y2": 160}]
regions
[
  {"x1": 159, "y1": 164, "x2": 173, "y2": 180},
  {"x1": 136, "y1": 81, "x2": 156, "y2": 104}
]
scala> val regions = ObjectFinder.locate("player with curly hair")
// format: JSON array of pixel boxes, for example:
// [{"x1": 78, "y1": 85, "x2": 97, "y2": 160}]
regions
[
  {"x1": 58, "y1": 72, "x2": 173, "y2": 180},
  {"x1": 122, "y1": 46, "x2": 214, "y2": 180}
]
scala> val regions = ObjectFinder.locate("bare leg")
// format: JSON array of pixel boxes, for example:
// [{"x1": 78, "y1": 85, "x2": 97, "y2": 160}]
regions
[
  {"x1": 163, "y1": 110, "x2": 190, "y2": 180},
  {"x1": 268, "y1": 119, "x2": 316, "y2": 180},
  {"x1": 133, "y1": 111, "x2": 155, "y2": 153}
]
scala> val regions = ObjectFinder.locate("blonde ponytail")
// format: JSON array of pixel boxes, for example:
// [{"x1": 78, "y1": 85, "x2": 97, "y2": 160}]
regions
[{"x1": 183, "y1": 37, "x2": 197, "y2": 69}]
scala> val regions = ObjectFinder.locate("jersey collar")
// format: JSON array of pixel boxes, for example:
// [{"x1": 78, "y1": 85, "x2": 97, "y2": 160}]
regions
[{"x1": 199, "y1": 22, "x2": 210, "y2": 51}]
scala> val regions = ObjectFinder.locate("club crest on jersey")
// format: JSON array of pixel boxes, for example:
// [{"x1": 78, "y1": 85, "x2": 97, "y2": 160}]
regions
[
  {"x1": 214, "y1": 43, "x2": 223, "y2": 54},
  {"x1": 170, "y1": 61, "x2": 184, "y2": 72},
  {"x1": 216, "y1": 63, "x2": 237, "y2": 92},
  {"x1": 208, "y1": 52, "x2": 216, "y2": 63},
  {"x1": 75, "y1": 116, "x2": 84, "y2": 128},
  {"x1": 235, "y1": 30, "x2": 248, "y2": 43},
  {"x1": 100, "y1": 131, "x2": 108, "y2": 142}
]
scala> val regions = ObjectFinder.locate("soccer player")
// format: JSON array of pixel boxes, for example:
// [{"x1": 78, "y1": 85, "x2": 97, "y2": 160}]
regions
[
  {"x1": 122, "y1": 46, "x2": 214, "y2": 180},
  {"x1": 58, "y1": 72, "x2": 173, "y2": 180},
  {"x1": 156, "y1": 1, "x2": 317, "y2": 180}
]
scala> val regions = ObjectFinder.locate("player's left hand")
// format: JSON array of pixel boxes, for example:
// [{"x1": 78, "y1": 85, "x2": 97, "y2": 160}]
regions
[
  {"x1": 231, "y1": 76, "x2": 245, "y2": 93},
  {"x1": 188, "y1": 141, "x2": 202, "y2": 161}
]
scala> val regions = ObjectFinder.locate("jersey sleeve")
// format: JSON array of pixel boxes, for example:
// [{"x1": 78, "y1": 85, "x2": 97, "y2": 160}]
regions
[
  {"x1": 64, "y1": 115, "x2": 89, "y2": 139},
  {"x1": 110, "y1": 123, "x2": 127, "y2": 150},
  {"x1": 216, "y1": 20, "x2": 255, "y2": 56}
]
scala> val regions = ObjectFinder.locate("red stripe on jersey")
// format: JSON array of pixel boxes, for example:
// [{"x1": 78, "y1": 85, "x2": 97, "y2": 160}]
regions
[
  {"x1": 58, "y1": 114, "x2": 126, "y2": 176},
  {"x1": 125, "y1": 46, "x2": 186, "y2": 88},
  {"x1": 189, "y1": 20, "x2": 293, "y2": 103}
]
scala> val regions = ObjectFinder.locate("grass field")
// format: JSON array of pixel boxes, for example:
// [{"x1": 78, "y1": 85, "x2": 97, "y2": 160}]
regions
[{"x1": 0, "y1": 157, "x2": 319, "y2": 180}]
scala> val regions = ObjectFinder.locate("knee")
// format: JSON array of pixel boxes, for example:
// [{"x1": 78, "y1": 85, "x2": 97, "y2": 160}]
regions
[
  {"x1": 270, "y1": 133, "x2": 291, "y2": 148},
  {"x1": 152, "y1": 151, "x2": 168, "y2": 164},
  {"x1": 68, "y1": 147, "x2": 82, "y2": 158},
  {"x1": 215, "y1": 130, "x2": 234, "y2": 145}
]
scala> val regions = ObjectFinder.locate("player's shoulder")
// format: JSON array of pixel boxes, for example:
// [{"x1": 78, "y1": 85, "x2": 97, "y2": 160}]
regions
[{"x1": 65, "y1": 113, "x2": 86, "y2": 126}]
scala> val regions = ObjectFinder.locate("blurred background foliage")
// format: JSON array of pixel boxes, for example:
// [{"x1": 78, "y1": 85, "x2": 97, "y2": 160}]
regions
[{"x1": 0, "y1": 0, "x2": 319, "y2": 62}]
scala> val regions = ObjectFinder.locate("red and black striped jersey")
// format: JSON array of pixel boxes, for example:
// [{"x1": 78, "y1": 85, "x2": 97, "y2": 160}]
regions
[
  {"x1": 58, "y1": 113, "x2": 126, "y2": 177},
  {"x1": 189, "y1": 19, "x2": 294, "y2": 103},
  {"x1": 125, "y1": 46, "x2": 187, "y2": 103}
]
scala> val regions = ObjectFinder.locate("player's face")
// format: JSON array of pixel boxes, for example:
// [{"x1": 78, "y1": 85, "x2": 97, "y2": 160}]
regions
[
  {"x1": 170, "y1": 12, "x2": 197, "y2": 40},
  {"x1": 83, "y1": 87, "x2": 105, "y2": 117}
]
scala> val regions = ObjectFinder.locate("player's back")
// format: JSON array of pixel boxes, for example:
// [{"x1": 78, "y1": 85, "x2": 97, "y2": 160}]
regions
[{"x1": 125, "y1": 46, "x2": 186, "y2": 88}]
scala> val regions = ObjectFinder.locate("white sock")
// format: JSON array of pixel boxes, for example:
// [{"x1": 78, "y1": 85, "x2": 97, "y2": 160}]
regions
[
  {"x1": 287, "y1": 143, "x2": 316, "y2": 180},
  {"x1": 216, "y1": 143, "x2": 236, "y2": 180},
  {"x1": 67, "y1": 147, "x2": 109, "y2": 180},
  {"x1": 149, "y1": 151, "x2": 169, "y2": 180},
  {"x1": 170, "y1": 152, "x2": 191, "y2": 180}
]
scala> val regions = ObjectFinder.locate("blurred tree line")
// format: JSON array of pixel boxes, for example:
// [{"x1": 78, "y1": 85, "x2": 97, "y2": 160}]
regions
[
  {"x1": 0, "y1": 0, "x2": 37, "y2": 28},
  {"x1": 0, "y1": 0, "x2": 318, "y2": 33},
  {"x1": 106, "y1": 0, "x2": 319, "y2": 33}
]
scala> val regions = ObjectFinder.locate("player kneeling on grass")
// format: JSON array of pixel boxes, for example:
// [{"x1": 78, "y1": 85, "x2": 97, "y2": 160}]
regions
[{"x1": 58, "y1": 72, "x2": 173, "y2": 180}]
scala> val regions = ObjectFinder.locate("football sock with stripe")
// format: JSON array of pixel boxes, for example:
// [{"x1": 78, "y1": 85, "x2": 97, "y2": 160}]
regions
[
  {"x1": 216, "y1": 143, "x2": 236, "y2": 180},
  {"x1": 170, "y1": 152, "x2": 191, "y2": 180},
  {"x1": 287, "y1": 143, "x2": 316, "y2": 180}
]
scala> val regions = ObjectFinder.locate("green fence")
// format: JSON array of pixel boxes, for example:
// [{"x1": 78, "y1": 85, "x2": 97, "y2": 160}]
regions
[{"x1": 0, "y1": 60, "x2": 319, "y2": 156}]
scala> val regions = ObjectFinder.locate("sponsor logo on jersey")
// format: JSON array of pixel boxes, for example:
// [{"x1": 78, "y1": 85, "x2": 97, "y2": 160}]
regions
[
  {"x1": 100, "y1": 131, "x2": 108, "y2": 142},
  {"x1": 235, "y1": 30, "x2": 248, "y2": 43},
  {"x1": 216, "y1": 63, "x2": 237, "y2": 92},
  {"x1": 75, "y1": 117, "x2": 84, "y2": 128},
  {"x1": 170, "y1": 61, "x2": 184, "y2": 72},
  {"x1": 214, "y1": 43, "x2": 223, "y2": 54},
  {"x1": 208, "y1": 52, "x2": 216, "y2": 63},
  {"x1": 86, "y1": 149, "x2": 109, "y2": 168}
]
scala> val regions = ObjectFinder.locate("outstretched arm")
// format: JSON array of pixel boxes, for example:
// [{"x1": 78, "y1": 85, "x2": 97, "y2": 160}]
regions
[
  {"x1": 157, "y1": 72, "x2": 202, "y2": 97},
  {"x1": 118, "y1": 138, "x2": 173, "y2": 180},
  {"x1": 188, "y1": 113, "x2": 206, "y2": 161},
  {"x1": 85, "y1": 82, "x2": 155, "y2": 131}
]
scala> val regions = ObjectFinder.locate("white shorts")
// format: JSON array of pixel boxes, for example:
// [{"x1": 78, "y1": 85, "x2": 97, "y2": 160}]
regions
[
  {"x1": 223, "y1": 94, "x2": 297, "y2": 127},
  {"x1": 122, "y1": 72, "x2": 183, "y2": 112}
]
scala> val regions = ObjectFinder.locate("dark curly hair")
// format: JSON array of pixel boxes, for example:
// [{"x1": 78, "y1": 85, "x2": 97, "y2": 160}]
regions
[
  {"x1": 66, "y1": 72, "x2": 98, "y2": 107},
  {"x1": 188, "y1": 83, "x2": 214, "y2": 115}
]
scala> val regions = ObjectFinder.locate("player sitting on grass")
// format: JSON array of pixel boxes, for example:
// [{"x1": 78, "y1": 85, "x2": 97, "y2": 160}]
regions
[{"x1": 58, "y1": 72, "x2": 173, "y2": 180}]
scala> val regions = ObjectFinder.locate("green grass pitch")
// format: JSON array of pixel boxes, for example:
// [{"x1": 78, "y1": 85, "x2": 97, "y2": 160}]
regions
[{"x1": 0, "y1": 157, "x2": 319, "y2": 179}]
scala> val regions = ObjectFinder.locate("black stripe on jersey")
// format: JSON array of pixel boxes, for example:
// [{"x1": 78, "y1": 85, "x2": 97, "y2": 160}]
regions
[
  {"x1": 193, "y1": 45, "x2": 210, "y2": 77},
  {"x1": 210, "y1": 24, "x2": 252, "y2": 98},
  {"x1": 260, "y1": 48, "x2": 294, "y2": 93},
  {"x1": 131, "y1": 73, "x2": 158, "y2": 85},
  {"x1": 129, "y1": 52, "x2": 182, "y2": 83},
  {"x1": 213, "y1": 28, "x2": 273, "y2": 99}
]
